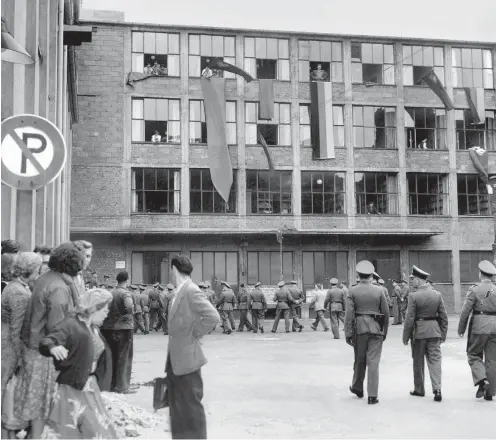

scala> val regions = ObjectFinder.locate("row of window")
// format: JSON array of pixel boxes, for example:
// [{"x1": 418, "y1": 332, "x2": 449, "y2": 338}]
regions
[
  {"x1": 131, "y1": 98, "x2": 496, "y2": 150},
  {"x1": 131, "y1": 32, "x2": 495, "y2": 88},
  {"x1": 132, "y1": 249, "x2": 492, "y2": 286},
  {"x1": 132, "y1": 168, "x2": 490, "y2": 216}
]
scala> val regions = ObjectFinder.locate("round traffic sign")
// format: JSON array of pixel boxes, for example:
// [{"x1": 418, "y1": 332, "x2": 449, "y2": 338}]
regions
[{"x1": 1, "y1": 114, "x2": 67, "y2": 190}]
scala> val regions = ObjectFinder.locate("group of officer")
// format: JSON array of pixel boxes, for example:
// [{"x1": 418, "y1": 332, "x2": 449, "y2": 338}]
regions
[{"x1": 344, "y1": 259, "x2": 496, "y2": 405}]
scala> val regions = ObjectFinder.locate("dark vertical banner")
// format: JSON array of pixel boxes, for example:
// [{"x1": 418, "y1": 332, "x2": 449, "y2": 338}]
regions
[
  {"x1": 420, "y1": 70, "x2": 454, "y2": 110},
  {"x1": 201, "y1": 78, "x2": 233, "y2": 203},
  {"x1": 310, "y1": 81, "x2": 335, "y2": 159},
  {"x1": 259, "y1": 79, "x2": 274, "y2": 120},
  {"x1": 464, "y1": 87, "x2": 486, "y2": 124}
]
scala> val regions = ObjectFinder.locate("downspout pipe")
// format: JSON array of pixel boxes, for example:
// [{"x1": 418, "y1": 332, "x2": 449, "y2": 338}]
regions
[{"x1": 57, "y1": 0, "x2": 64, "y2": 130}]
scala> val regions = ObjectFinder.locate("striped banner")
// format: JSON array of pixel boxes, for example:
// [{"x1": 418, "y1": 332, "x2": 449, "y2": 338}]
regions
[
  {"x1": 464, "y1": 87, "x2": 486, "y2": 125},
  {"x1": 257, "y1": 127, "x2": 275, "y2": 172},
  {"x1": 310, "y1": 81, "x2": 335, "y2": 160}
]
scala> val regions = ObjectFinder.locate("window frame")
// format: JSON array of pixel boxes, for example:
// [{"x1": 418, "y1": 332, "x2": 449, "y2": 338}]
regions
[
  {"x1": 131, "y1": 31, "x2": 180, "y2": 76},
  {"x1": 460, "y1": 250, "x2": 494, "y2": 283},
  {"x1": 457, "y1": 174, "x2": 491, "y2": 216},
  {"x1": 246, "y1": 170, "x2": 293, "y2": 215},
  {"x1": 351, "y1": 42, "x2": 395, "y2": 85},
  {"x1": 455, "y1": 109, "x2": 496, "y2": 151},
  {"x1": 189, "y1": 100, "x2": 237, "y2": 145},
  {"x1": 452, "y1": 47, "x2": 494, "y2": 89},
  {"x1": 407, "y1": 173, "x2": 449, "y2": 216},
  {"x1": 301, "y1": 171, "x2": 346, "y2": 215},
  {"x1": 189, "y1": 168, "x2": 238, "y2": 214},
  {"x1": 188, "y1": 34, "x2": 236, "y2": 79},
  {"x1": 299, "y1": 104, "x2": 344, "y2": 148},
  {"x1": 298, "y1": 40, "x2": 344, "y2": 83},
  {"x1": 247, "y1": 251, "x2": 294, "y2": 285},
  {"x1": 245, "y1": 102, "x2": 292, "y2": 146},
  {"x1": 355, "y1": 172, "x2": 399, "y2": 215},
  {"x1": 405, "y1": 107, "x2": 447, "y2": 150},
  {"x1": 402, "y1": 45, "x2": 445, "y2": 86},
  {"x1": 409, "y1": 250, "x2": 452, "y2": 283},
  {"x1": 131, "y1": 168, "x2": 181, "y2": 214},
  {"x1": 352, "y1": 105, "x2": 397, "y2": 149},
  {"x1": 243, "y1": 37, "x2": 290, "y2": 81}
]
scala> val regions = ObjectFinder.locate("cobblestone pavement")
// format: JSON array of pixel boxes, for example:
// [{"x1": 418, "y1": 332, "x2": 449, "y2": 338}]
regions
[{"x1": 124, "y1": 316, "x2": 494, "y2": 439}]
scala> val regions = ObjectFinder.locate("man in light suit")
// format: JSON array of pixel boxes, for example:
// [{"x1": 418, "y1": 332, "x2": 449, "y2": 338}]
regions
[
  {"x1": 310, "y1": 283, "x2": 330, "y2": 332},
  {"x1": 166, "y1": 255, "x2": 221, "y2": 439}
]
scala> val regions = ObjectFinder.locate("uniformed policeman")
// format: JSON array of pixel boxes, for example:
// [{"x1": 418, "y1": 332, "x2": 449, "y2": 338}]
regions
[
  {"x1": 237, "y1": 283, "x2": 254, "y2": 332},
  {"x1": 458, "y1": 260, "x2": 496, "y2": 401},
  {"x1": 345, "y1": 260, "x2": 389, "y2": 405},
  {"x1": 272, "y1": 281, "x2": 292, "y2": 333},
  {"x1": 153, "y1": 284, "x2": 169, "y2": 334},
  {"x1": 403, "y1": 266, "x2": 448, "y2": 402},
  {"x1": 391, "y1": 280, "x2": 403, "y2": 325},
  {"x1": 310, "y1": 283, "x2": 330, "y2": 331},
  {"x1": 204, "y1": 281, "x2": 217, "y2": 305},
  {"x1": 218, "y1": 281, "x2": 237, "y2": 334},
  {"x1": 400, "y1": 280, "x2": 410, "y2": 321},
  {"x1": 325, "y1": 278, "x2": 346, "y2": 339},
  {"x1": 378, "y1": 278, "x2": 392, "y2": 310},
  {"x1": 130, "y1": 284, "x2": 146, "y2": 334},
  {"x1": 248, "y1": 282, "x2": 267, "y2": 333},
  {"x1": 141, "y1": 285, "x2": 151, "y2": 334},
  {"x1": 149, "y1": 282, "x2": 161, "y2": 331},
  {"x1": 288, "y1": 280, "x2": 304, "y2": 332},
  {"x1": 341, "y1": 281, "x2": 349, "y2": 298}
]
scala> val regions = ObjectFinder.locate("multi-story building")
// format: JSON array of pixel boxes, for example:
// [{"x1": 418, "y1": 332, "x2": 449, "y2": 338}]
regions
[{"x1": 70, "y1": 16, "x2": 496, "y2": 313}]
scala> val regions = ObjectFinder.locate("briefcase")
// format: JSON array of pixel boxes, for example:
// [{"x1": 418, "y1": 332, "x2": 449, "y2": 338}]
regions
[{"x1": 153, "y1": 376, "x2": 169, "y2": 411}]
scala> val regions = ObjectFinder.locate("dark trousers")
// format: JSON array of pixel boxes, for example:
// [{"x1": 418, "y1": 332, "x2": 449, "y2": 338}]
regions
[
  {"x1": 155, "y1": 309, "x2": 168, "y2": 334},
  {"x1": 101, "y1": 329, "x2": 134, "y2": 392},
  {"x1": 143, "y1": 312, "x2": 150, "y2": 332},
  {"x1": 220, "y1": 310, "x2": 235, "y2": 332},
  {"x1": 330, "y1": 311, "x2": 344, "y2": 338},
  {"x1": 291, "y1": 307, "x2": 302, "y2": 331},
  {"x1": 412, "y1": 338, "x2": 442, "y2": 395},
  {"x1": 392, "y1": 298, "x2": 402, "y2": 324},
  {"x1": 166, "y1": 359, "x2": 207, "y2": 439},
  {"x1": 134, "y1": 312, "x2": 145, "y2": 333},
  {"x1": 352, "y1": 333, "x2": 383, "y2": 397},
  {"x1": 251, "y1": 309, "x2": 265, "y2": 333},
  {"x1": 272, "y1": 309, "x2": 290, "y2": 332},
  {"x1": 238, "y1": 309, "x2": 253, "y2": 331},
  {"x1": 467, "y1": 333, "x2": 496, "y2": 396},
  {"x1": 149, "y1": 308, "x2": 160, "y2": 330},
  {"x1": 312, "y1": 310, "x2": 329, "y2": 330}
]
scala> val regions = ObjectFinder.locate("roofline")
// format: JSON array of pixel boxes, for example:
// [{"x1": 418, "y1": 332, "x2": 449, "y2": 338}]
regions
[{"x1": 79, "y1": 19, "x2": 496, "y2": 47}]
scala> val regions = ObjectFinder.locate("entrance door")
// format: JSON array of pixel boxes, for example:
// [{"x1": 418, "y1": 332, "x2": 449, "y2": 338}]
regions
[
  {"x1": 190, "y1": 251, "x2": 238, "y2": 295},
  {"x1": 356, "y1": 250, "x2": 401, "y2": 295}
]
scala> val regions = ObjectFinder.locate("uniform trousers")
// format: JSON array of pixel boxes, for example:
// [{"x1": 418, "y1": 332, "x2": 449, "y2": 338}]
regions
[
  {"x1": 330, "y1": 311, "x2": 344, "y2": 338},
  {"x1": 149, "y1": 308, "x2": 160, "y2": 330},
  {"x1": 400, "y1": 301, "x2": 408, "y2": 321},
  {"x1": 291, "y1": 307, "x2": 303, "y2": 331},
  {"x1": 166, "y1": 358, "x2": 206, "y2": 439},
  {"x1": 311, "y1": 310, "x2": 329, "y2": 331},
  {"x1": 352, "y1": 333, "x2": 383, "y2": 397},
  {"x1": 467, "y1": 333, "x2": 496, "y2": 396},
  {"x1": 272, "y1": 309, "x2": 290, "y2": 332},
  {"x1": 134, "y1": 312, "x2": 145, "y2": 333},
  {"x1": 220, "y1": 310, "x2": 235, "y2": 332},
  {"x1": 392, "y1": 298, "x2": 402, "y2": 324},
  {"x1": 237, "y1": 309, "x2": 253, "y2": 331},
  {"x1": 143, "y1": 312, "x2": 150, "y2": 332},
  {"x1": 412, "y1": 337, "x2": 442, "y2": 395},
  {"x1": 100, "y1": 329, "x2": 134, "y2": 392},
  {"x1": 251, "y1": 309, "x2": 265, "y2": 333},
  {"x1": 155, "y1": 309, "x2": 169, "y2": 334}
]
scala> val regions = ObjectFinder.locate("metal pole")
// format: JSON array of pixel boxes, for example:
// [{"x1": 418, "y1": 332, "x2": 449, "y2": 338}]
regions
[{"x1": 280, "y1": 236, "x2": 283, "y2": 281}]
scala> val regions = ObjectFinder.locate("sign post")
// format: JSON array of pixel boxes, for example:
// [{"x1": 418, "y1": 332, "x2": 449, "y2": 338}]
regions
[{"x1": 1, "y1": 114, "x2": 67, "y2": 190}]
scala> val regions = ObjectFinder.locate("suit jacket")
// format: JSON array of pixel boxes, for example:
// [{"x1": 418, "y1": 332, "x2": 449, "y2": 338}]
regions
[
  {"x1": 101, "y1": 286, "x2": 134, "y2": 330},
  {"x1": 249, "y1": 288, "x2": 267, "y2": 310},
  {"x1": 238, "y1": 288, "x2": 250, "y2": 310},
  {"x1": 344, "y1": 281, "x2": 389, "y2": 337},
  {"x1": 325, "y1": 287, "x2": 346, "y2": 312},
  {"x1": 218, "y1": 288, "x2": 237, "y2": 311},
  {"x1": 458, "y1": 279, "x2": 496, "y2": 335},
  {"x1": 403, "y1": 285, "x2": 448, "y2": 343},
  {"x1": 166, "y1": 279, "x2": 220, "y2": 376},
  {"x1": 310, "y1": 289, "x2": 327, "y2": 311},
  {"x1": 273, "y1": 288, "x2": 292, "y2": 310}
]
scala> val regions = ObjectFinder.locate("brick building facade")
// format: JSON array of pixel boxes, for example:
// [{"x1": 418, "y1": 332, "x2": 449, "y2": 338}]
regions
[{"x1": 70, "y1": 19, "x2": 496, "y2": 313}]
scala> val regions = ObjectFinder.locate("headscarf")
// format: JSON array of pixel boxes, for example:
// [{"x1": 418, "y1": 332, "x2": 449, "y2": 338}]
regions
[{"x1": 76, "y1": 288, "x2": 112, "y2": 318}]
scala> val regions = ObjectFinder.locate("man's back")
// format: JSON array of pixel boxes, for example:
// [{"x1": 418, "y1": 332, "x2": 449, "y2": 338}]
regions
[
  {"x1": 459, "y1": 280, "x2": 496, "y2": 335},
  {"x1": 102, "y1": 287, "x2": 134, "y2": 330},
  {"x1": 219, "y1": 288, "x2": 236, "y2": 310}
]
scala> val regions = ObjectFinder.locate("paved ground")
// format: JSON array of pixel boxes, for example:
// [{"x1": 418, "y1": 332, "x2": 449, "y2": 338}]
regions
[{"x1": 125, "y1": 316, "x2": 494, "y2": 439}]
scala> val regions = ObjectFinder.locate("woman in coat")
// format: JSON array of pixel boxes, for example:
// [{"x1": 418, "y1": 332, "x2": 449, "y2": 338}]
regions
[
  {"x1": 39, "y1": 288, "x2": 118, "y2": 439},
  {"x1": 14, "y1": 243, "x2": 84, "y2": 439}
]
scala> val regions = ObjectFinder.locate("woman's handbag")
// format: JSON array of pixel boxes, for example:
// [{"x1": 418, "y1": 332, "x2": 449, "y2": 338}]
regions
[
  {"x1": 2, "y1": 371, "x2": 28, "y2": 431},
  {"x1": 152, "y1": 376, "x2": 169, "y2": 412}
]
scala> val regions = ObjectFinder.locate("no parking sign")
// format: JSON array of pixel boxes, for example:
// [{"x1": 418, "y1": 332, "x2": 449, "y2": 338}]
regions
[{"x1": 1, "y1": 114, "x2": 66, "y2": 190}]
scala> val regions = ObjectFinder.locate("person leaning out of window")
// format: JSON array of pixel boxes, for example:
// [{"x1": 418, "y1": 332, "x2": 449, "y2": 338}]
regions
[{"x1": 151, "y1": 130, "x2": 162, "y2": 143}]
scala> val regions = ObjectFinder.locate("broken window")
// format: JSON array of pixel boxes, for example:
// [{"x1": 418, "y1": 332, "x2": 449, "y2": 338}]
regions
[
  {"x1": 457, "y1": 174, "x2": 490, "y2": 215},
  {"x1": 301, "y1": 171, "x2": 346, "y2": 215},
  {"x1": 188, "y1": 34, "x2": 236, "y2": 78},
  {"x1": 246, "y1": 170, "x2": 292, "y2": 214},
  {"x1": 452, "y1": 48, "x2": 493, "y2": 89},
  {"x1": 407, "y1": 173, "x2": 448, "y2": 215},
  {"x1": 405, "y1": 107, "x2": 447, "y2": 150},
  {"x1": 351, "y1": 43, "x2": 395, "y2": 85},
  {"x1": 355, "y1": 172, "x2": 398, "y2": 215},
  {"x1": 245, "y1": 102, "x2": 291, "y2": 146},
  {"x1": 353, "y1": 106, "x2": 396, "y2": 148},
  {"x1": 455, "y1": 109, "x2": 496, "y2": 150},
  {"x1": 131, "y1": 98, "x2": 181, "y2": 143},
  {"x1": 403, "y1": 45, "x2": 444, "y2": 86},
  {"x1": 190, "y1": 169, "x2": 237, "y2": 213},
  {"x1": 189, "y1": 101, "x2": 237, "y2": 144},
  {"x1": 132, "y1": 32, "x2": 180, "y2": 76},
  {"x1": 244, "y1": 37, "x2": 290, "y2": 80},
  {"x1": 131, "y1": 168, "x2": 181, "y2": 213},
  {"x1": 298, "y1": 40, "x2": 343, "y2": 82},
  {"x1": 299, "y1": 104, "x2": 344, "y2": 147}
]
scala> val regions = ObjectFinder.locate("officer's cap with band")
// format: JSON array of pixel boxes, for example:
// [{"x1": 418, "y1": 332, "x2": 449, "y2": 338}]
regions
[
  {"x1": 410, "y1": 265, "x2": 430, "y2": 280},
  {"x1": 378, "y1": 278, "x2": 385, "y2": 285},
  {"x1": 153, "y1": 282, "x2": 160, "y2": 288},
  {"x1": 479, "y1": 260, "x2": 496, "y2": 276},
  {"x1": 130, "y1": 284, "x2": 137, "y2": 290},
  {"x1": 356, "y1": 260, "x2": 375, "y2": 276},
  {"x1": 289, "y1": 280, "x2": 297, "y2": 284},
  {"x1": 167, "y1": 283, "x2": 174, "y2": 290},
  {"x1": 254, "y1": 282, "x2": 261, "y2": 287},
  {"x1": 372, "y1": 272, "x2": 380, "y2": 280},
  {"x1": 277, "y1": 281, "x2": 285, "y2": 287},
  {"x1": 204, "y1": 281, "x2": 211, "y2": 288},
  {"x1": 158, "y1": 285, "x2": 164, "y2": 291},
  {"x1": 198, "y1": 282, "x2": 205, "y2": 288},
  {"x1": 139, "y1": 284, "x2": 146, "y2": 289},
  {"x1": 330, "y1": 278, "x2": 338, "y2": 285},
  {"x1": 221, "y1": 281, "x2": 231, "y2": 289}
]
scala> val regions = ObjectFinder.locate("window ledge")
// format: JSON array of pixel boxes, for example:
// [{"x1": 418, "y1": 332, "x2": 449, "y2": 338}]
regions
[
  {"x1": 131, "y1": 212, "x2": 181, "y2": 215},
  {"x1": 188, "y1": 212, "x2": 238, "y2": 216},
  {"x1": 190, "y1": 144, "x2": 237, "y2": 147},
  {"x1": 453, "y1": 87, "x2": 494, "y2": 91},
  {"x1": 355, "y1": 214, "x2": 400, "y2": 217},
  {"x1": 458, "y1": 215, "x2": 493, "y2": 219},
  {"x1": 301, "y1": 214, "x2": 347, "y2": 217},
  {"x1": 407, "y1": 215, "x2": 451, "y2": 218},
  {"x1": 132, "y1": 142, "x2": 181, "y2": 145},
  {"x1": 130, "y1": 72, "x2": 181, "y2": 79},
  {"x1": 354, "y1": 147, "x2": 398, "y2": 150},
  {"x1": 301, "y1": 146, "x2": 346, "y2": 149},
  {"x1": 248, "y1": 213, "x2": 293, "y2": 216},
  {"x1": 246, "y1": 144, "x2": 292, "y2": 148},
  {"x1": 407, "y1": 148, "x2": 448, "y2": 152},
  {"x1": 299, "y1": 81, "x2": 344, "y2": 84},
  {"x1": 352, "y1": 83, "x2": 397, "y2": 87}
]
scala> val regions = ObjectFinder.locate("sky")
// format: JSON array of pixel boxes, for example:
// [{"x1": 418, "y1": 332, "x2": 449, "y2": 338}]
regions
[{"x1": 82, "y1": 0, "x2": 496, "y2": 43}]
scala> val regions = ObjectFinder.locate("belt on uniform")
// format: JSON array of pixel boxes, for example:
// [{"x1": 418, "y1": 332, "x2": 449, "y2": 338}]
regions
[
  {"x1": 252, "y1": 301, "x2": 262, "y2": 303},
  {"x1": 355, "y1": 313, "x2": 381, "y2": 317},
  {"x1": 473, "y1": 311, "x2": 496, "y2": 316},
  {"x1": 416, "y1": 317, "x2": 438, "y2": 321},
  {"x1": 331, "y1": 301, "x2": 342, "y2": 304}
]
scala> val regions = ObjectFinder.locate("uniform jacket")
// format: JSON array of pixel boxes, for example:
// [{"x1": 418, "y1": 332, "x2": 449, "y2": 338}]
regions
[
  {"x1": 458, "y1": 279, "x2": 496, "y2": 335},
  {"x1": 325, "y1": 287, "x2": 346, "y2": 312},
  {"x1": 248, "y1": 288, "x2": 267, "y2": 310},
  {"x1": 132, "y1": 291, "x2": 143, "y2": 314},
  {"x1": 149, "y1": 289, "x2": 161, "y2": 310},
  {"x1": 158, "y1": 290, "x2": 170, "y2": 312},
  {"x1": 401, "y1": 285, "x2": 410, "y2": 301},
  {"x1": 391, "y1": 285, "x2": 402, "y2": 299},
  {"x1": 21, "y1": 270, "x2": 79, "y2": 350},
  {"x1": 166, "y1": 279, "x2": 221, "y2": 376},
  {"x1": 141, "y1": 290, "x2": 151, "y2": 313},
  {"x1": 218, "y1": 288, "x2": 237, "y2": 311},
  {"x1": 344, "y1": 281, "x2": 389, "y2": 337},
  {"x1": 381, "y1": 286, "x2": 392, "y2": 307},
  {"x1": 310, "y1": 289, "x2": 327, "y2": 311},
  {"x1": 101, "y1": 286, "x2": 134, "y2": 330},
  {"x1": 206, "y1": 289, "x2": 216, "y2": 305},
  {"x1": 288, "y1": 286, "x2": 304, "y2": 307},
  {"x1": 238, "y1": 288, "x2": 250, "y2": 310},
  {"x1": 273, "y1": 288, "x2": 292, "y2": 310},
  {"x1": 403, "y1": 285, "x2": 449, "y2": 343}
]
